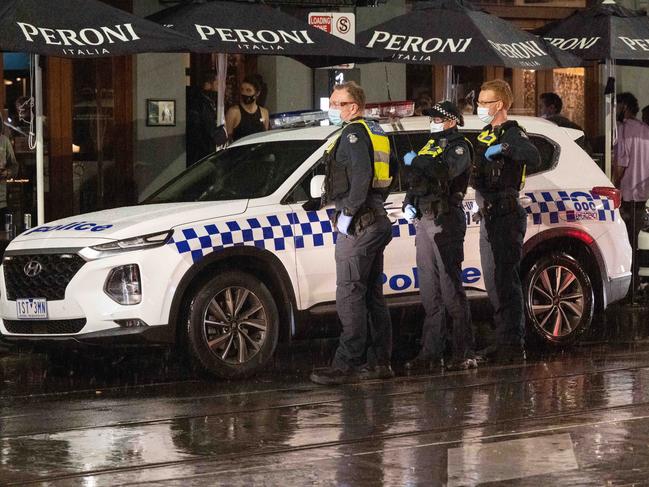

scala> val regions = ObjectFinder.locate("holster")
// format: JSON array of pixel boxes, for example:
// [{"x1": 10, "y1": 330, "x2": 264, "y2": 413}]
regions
[
  {"x1": 332, "y1": 207, "x2": 377, "y2": 236},
  {"x1": 483, "y1": 194, "x2": 519, "y2": 218}
]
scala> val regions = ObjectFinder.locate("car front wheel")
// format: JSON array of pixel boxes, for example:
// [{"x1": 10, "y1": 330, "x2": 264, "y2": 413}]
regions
[
  {"x1": 524, "y1": 252, "x2": 594, "y2": 346},
  {"x1": 187, "y1": 271, "x2": 279, "y2": 379}
]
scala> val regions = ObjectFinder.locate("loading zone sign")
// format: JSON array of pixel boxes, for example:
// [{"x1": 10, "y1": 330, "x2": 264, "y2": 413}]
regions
[{"x1": 308, "y1": 12, "x2": 355, "y2": 45}]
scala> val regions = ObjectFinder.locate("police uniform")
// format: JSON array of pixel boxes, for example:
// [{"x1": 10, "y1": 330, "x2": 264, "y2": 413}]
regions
[
  {"x1": 473, "y1": 120, "x2": 540, "y2": 360},
  {"x1": 403, "y1": 102, "x2": 476, "y2": 371},
  {"x1": 312, "y1": 116, "x2": 395, "y2": 384}
]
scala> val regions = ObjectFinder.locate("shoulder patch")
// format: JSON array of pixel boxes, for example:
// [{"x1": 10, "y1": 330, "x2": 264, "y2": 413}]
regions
[
  {"x1": 454, "y1": 146, "x2": 465, "y2": 155},
  {"x1": 347, "y1": 133, "x2": 358, "y2": 144}
]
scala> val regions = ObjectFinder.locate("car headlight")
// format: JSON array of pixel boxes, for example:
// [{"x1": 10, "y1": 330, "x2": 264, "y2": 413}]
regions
[
  {"x1": 91, "y1": 230, "x2": 172, "y2": 253},
  {"x1": 104, "y1": 264, "x2": 141, "y2": 305}
]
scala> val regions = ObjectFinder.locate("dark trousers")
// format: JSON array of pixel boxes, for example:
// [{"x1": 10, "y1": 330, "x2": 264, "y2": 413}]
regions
[
  {"x1": 332, "y1": 215, "x2": 393, "y2": 371},
  {"x1": 621, "y1": 200, "x2": 646, "y2": 296},
  {"x1": 416, "y1": 212, "x2": 474, "y2": 361},
  {"x1": 482, "y1": 203, "x2": 527, "y2": 349}
]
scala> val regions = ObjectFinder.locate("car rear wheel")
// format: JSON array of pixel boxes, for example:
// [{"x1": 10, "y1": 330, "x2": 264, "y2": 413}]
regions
[
  {"x1": 524, "y1": 252, "x2": 594, "y2": 346},
  {"x1": 187, "y1": 271, "x2": 279, "y2": 379}
]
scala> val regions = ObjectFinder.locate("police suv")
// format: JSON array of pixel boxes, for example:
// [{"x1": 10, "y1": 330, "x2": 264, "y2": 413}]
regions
[{"x1": 0, "y1": 115, "x2": 631, "y2": 378}]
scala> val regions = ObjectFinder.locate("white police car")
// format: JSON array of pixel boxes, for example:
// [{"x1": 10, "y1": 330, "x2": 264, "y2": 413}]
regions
[{"x1": 0, "y1": 115, "x2": 631, "y2": 378}]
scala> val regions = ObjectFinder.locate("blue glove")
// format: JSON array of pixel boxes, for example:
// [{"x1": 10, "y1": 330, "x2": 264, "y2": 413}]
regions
[
  {"x1": 484, "y1": 144, "x2": 503, "y2": 161},
  {"x1": 403, "y1": 150, "x2": 417, "y2": 166},
  {"x1": 337, "y1": 213, "x2": 353, "y2": 236},
  {"x1": 404, "y1": 204, "x2": 417, "y2": 221}
]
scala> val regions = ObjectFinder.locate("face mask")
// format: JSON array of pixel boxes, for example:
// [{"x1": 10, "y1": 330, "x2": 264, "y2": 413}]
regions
[
  {"x1": 477, "y1": 106, "x2": 494, "y2": 124},
  {"x1": 430, "y1": 121, "x2": 446, "y2": 133},
  {"x1": 328, "y1": 108, "x2": 343, "y2": 126},
  {"x1": 241, "y1": 94, "x2": 256, "y2": 105}
]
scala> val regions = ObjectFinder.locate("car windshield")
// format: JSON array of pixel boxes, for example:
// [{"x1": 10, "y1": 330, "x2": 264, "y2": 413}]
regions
[{"x1": 143, "y1": 140, "x2": 323, "y2": 204}]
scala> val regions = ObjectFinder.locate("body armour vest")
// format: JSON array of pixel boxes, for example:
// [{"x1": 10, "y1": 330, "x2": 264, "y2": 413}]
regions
[
  {"x1": 472, "y1": 120, "x2": 527, "y2": 195},
  {"x1": 410, "y1": 130, "x2": 472, "y2": 207},
  {"x1": 324, "y1": 119, "x2": 392, "y2": 201}
]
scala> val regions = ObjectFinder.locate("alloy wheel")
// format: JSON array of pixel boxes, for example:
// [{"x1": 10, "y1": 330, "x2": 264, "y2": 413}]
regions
[
  {"x1": 529, "y1": 265, "x2": 585, "y2": 338},
  {"x1": 201, "y1": 286, "x2": 268, "y2": 365}
]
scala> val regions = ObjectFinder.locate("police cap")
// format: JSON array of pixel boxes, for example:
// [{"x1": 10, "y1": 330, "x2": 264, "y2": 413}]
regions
[{"x1": 422, "y1": 100, "x2": 464, "y2": 126}]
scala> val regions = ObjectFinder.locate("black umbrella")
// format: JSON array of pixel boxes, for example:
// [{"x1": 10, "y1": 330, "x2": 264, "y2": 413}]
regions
[
  {"x1": 536, "y1": 0, "x2": 649, "y2": 179},
  {"x1": 148, "y1": 0, "x2": 378, "y2": 67},
  {"x1": 537, "y1": 0, "x2": 649, "y2": 62},
  {"x1": 0, "y1": 0, "x2": 201, "y2": 57},
  {"x1": 357, "y1": 0, "x2": 580, "y2": 69}
]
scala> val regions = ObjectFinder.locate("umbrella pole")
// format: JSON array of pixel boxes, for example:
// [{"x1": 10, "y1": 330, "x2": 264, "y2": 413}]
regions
[
  {"x1": 35, "y1": 54, "x2": 45, "y2": 226},
  {"x1": 443, "y1": 65, "x2": 453, "y2": 100},
  {"x1": 604, "y1": 58, "x2": 613, "y2": 180}
]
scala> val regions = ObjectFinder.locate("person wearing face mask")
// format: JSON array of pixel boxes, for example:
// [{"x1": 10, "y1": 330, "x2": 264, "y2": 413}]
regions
[
  {"x1": 401, "y1": 101, "x2": 477, "y2": 372},
  {"x1": 473, "y1": 79, "x2": 540, "y2": 364},
  {"x1": 310, "y1": 81, "x2": 396, "y2": 385},
  {"x1": 225, "y1": 76, "x2": 269, "y2": 142}
]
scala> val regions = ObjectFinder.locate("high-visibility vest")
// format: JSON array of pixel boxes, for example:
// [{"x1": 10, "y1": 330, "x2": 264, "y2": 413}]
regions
[{"x1": 327, "y1": 118, "x2": 392, "y2": 190}]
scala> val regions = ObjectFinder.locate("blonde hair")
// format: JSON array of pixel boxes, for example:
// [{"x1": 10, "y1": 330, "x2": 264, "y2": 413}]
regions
[
  {"x1": 333, "y1": 81, "x2": 366, "y2": 110},
  {"x1": 480, "y1": 79, "x2": 513, "y2": 110}
]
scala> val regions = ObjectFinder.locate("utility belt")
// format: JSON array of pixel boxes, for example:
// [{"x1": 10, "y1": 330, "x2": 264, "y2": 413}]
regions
[
  {"x1": 481, "y1": 194, "x2": 520, "y2": 219},
  {"x1": 421, "y1": 192, "x2": 464, "y2": 219},
  {"x1": 333, "y1": 207, "x2": 381, "y2": 236}
]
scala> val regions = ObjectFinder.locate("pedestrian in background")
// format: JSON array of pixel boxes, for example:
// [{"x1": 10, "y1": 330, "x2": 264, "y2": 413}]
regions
[
  {"x1": 0, "y1": 113, "x2": 17, "y2": 220},
  {"x1": 187, "y1": 70, "x2": 227, "y2": 165},
  {"x1": 310, "y1": 81, "x2": 395, "y2": 385},
  {"x1": 473, "y1": 79, "x2": 541, "y2": 363},
  {"x1": 614, "y1": 92, "x2": 649, "y2": 302},
  {"x1": 641, "y1": 104, "x2": 649, "y2": 126},
  {"x1": 539, "y1": 92, "x2": 592, "y2": 155},
  {"x1": 225, "y1": 76, "x2": 269, "y2": 142},
  {"x1": 402, "y1": 101, "x2": 477, "y2": 372}
]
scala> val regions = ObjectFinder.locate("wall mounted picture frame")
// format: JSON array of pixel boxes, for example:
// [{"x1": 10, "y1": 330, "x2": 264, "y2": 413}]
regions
[{"x1": 146, "y1": 99, "x2": 176, "y2": 126}]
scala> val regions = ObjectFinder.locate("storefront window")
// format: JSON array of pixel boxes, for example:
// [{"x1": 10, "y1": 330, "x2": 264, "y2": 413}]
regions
[{"x1": 72, "y1": 59, "x2": 120, "y2": 214}]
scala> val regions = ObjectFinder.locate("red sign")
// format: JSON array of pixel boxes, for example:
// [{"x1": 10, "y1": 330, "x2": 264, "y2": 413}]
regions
[{"x1": 309, "y1": 15, "x2": 332, "y2": 33}]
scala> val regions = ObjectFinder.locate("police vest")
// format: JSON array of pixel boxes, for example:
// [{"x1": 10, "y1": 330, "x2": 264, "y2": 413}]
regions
[
  {"x1": 411, "y1": 131, "x2": 472, "y2": 202},
  {"x1": 473, "y1": 120, "x2": 527, "y2": 194},
  {"x1": 324, "y1": 119, "x2": 392, "y2": 201}
]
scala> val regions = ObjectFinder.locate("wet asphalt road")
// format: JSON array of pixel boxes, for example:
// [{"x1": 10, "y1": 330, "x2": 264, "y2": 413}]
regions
[{"x1": 2, "y1": 303, "x2": 649, "y2": 486}]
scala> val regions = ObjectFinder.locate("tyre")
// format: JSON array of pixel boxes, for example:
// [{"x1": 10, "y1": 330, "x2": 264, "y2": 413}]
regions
[
  {"x1": 524, "y1": 252, "x2": 594, "y2": 346},
  {"x1": 186, "y1": 271, "x2": 279, "y2": 379}
]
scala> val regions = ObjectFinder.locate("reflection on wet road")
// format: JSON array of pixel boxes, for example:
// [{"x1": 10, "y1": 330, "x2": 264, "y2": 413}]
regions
[{"x1": 2, "y1": 304, "x2": 649, "y2": 485}]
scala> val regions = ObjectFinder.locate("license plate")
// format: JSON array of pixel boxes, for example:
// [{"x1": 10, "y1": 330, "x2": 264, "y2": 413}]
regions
[{"x1": 16, "y1": 298, "x2": 48, "y2": 320}]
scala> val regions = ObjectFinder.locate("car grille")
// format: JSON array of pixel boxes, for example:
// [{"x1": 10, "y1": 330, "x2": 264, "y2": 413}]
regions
[
  {"x1": 3, "y1": 319, "x2": 86, "y2": 334},
  {"x1": 3, "y1": 254, "x2": 86, "y2": 301}
]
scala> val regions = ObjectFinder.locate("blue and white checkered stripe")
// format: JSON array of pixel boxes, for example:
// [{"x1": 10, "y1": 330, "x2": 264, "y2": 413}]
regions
[
  {"x1": 524, "y1": 190, "x2": 615, "y2": 225},
  {"x1": 170, "y1": 208, "x2": 418, "y2": 263}
]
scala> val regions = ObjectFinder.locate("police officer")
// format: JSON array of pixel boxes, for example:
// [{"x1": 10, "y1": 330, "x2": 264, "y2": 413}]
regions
[
  {"x1": 310, "y1": 81, "x2": 395, "y2": 385},
  {"x1": 473, "y1": 79, "x2": 541, "y2": 363},
  {"x1": 401, "y1": 101, "x2": 477, "y2": 372}
]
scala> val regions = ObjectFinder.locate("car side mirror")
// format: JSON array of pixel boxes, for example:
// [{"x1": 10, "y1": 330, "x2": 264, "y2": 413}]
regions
[{"x1": 310, "y1": 175, "x2": 326, "y2": 199}]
